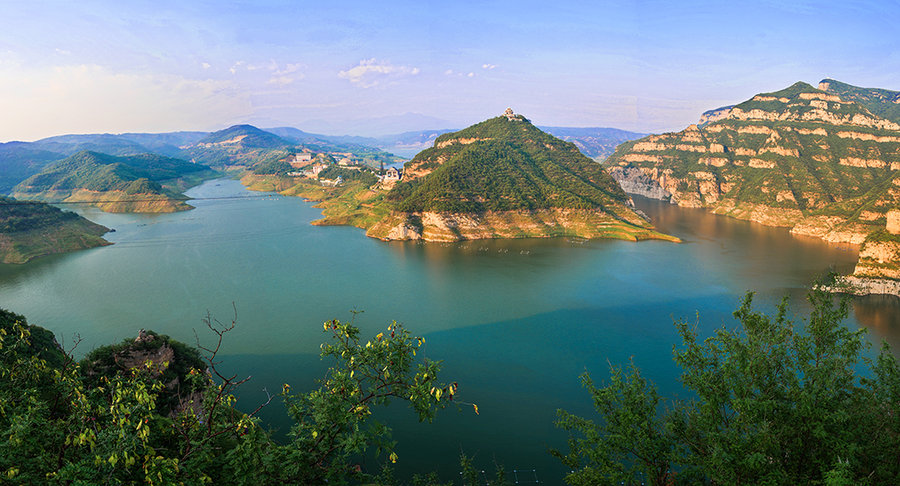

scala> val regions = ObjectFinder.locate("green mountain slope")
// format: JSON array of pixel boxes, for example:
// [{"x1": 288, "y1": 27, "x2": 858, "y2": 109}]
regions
[
  {"x1": 387, "y1": 116, "x2": 630, "y2": 213},
  {"x1": 12, "y1": 151, "x2": 214, "y2": 212},
  {"x1": 819, "y1": 78, "x2": 900, "y2": 124},
  {"x1": 195, "y1": 124, "x2": 289, "y2": 149},
  {"x1": 366, "y1": 112, "x2": 673, "y2": 242},
  {"x1": 0, "y1": 196, "x2": 109, "y2": 263}
]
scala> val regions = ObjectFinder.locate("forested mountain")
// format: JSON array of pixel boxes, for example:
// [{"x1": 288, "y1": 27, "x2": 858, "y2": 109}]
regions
[
  {"x1": 365, "y1": 111, "x2": 673, "y2": 242},
  {"x1": 12, "y1": 151, "x2": 213, "y2": 212}
]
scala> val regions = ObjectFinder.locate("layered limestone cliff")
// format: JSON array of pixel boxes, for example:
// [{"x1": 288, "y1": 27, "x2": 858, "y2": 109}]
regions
[{"x1": 606, "y1": 80, "x2": 900, "y2": 294}]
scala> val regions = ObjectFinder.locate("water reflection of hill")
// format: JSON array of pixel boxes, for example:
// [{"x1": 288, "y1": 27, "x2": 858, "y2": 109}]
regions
[{"x1": 853, "y1": 295, "x2": 900, "y2": 353}]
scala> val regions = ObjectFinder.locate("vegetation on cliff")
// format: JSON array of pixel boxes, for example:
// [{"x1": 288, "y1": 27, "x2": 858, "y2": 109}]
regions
[
  {"x1": 820, "y1": 78, "x2": 900, "y2": 124},
  {"x1": 0, "y1": 196, "x2": 109, "y2": 263},
  {"x1": 605, "y1": 79, "x2": 900, "y2": 285}
]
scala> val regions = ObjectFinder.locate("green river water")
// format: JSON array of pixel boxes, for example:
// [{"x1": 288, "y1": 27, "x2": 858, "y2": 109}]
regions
[{"x1": 1, "y1": 178, "x2": 897, "y2": 482}]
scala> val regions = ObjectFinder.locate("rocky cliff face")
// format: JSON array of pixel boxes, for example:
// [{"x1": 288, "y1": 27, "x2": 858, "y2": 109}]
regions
[
  {"x1": 698, "y1": 105, "x2": 735, "y2": 127},
  {"x1": 81, "y1": 330, "x2": 207, "y2": 417},
  {"x1": 605, "y1": 80, "x2": 900, "y2": 293}
]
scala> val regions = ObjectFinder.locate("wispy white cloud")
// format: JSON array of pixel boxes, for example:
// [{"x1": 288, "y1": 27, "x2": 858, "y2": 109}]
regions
[
  {"x1": 444, "y1": 69, "x2": 477, "y2": 79},
  {"x1": 275, "y1": 63, "x2": 303, "y2": 75},
  {"x1": 267, "y1": 75, "x2": 296, "y2": 86},
  {"x1": 338, "y1": 58, "x2": 420, "y2": 88},
  {"x1": 481, "y1": 63, "x2": 496, "y2": 70},
  {"x1": 267, "y1": 62, "x2": 305, "y2": 86}
]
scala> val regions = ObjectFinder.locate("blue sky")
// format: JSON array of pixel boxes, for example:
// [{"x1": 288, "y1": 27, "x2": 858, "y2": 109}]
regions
[{"x1": 1, "y1": 0, "x2": 898, "y2": 140}]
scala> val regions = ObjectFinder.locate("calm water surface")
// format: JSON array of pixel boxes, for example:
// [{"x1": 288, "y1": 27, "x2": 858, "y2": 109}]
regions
[{"x1": 0, "y1": 179, "x2": 893, "y2": 482}]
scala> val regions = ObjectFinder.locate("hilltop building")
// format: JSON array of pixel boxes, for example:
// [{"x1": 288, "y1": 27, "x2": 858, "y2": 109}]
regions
[
  {"x1": 503, "y1": 107, "x2": 520, "y2": 121},
  {"x1": 383, "y1": 167, "x2": 402, "y2": 181}
]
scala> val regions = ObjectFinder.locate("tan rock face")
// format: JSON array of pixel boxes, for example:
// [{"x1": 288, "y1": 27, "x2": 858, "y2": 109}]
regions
[
  {"x1": 759, "y1": 146, "x2": 799, "y2": 157},
  {"x1": 633, "y1": 141, "x2": 670, "y2": 152},
  {"x1": 749, "y1": 159, "x2": 777, "y2": 169},
  {"x1": 728, "y1": 106, "x2": 900, "y2": 130},
  {"x1": 675, "y1": 144, "x2": 708, "y2": 152},
  {"x1": 699, "y1": 157, "x2": 728, "y2": 167},
  {"x1": 840, "y1": 157, "x2": 886, "y2": 168},
  {"x1": 887, "y1": 210, "x2": 900, "y2": 234},
  {"x1": 853, "y1": 240, "x2": 900, "y2": 279},
  {"x1": 367, "y1": 208, "x2": 674, "y2": 242},
  {"x1": 737, "y1": 125, "x2": 775, "y2": 135},
  {"x1": 836, "y1": 131, "x2": 900, "y2": 143},
  {"x1": 797, "y1": 127, "x2": 828, "y2": 135},
  {"x1": 623, "y1": 154, "x2": 663, "y2": 163},
  {"x1": 799, "y1": 92, "x2": 842, "y2": 102},
  {"x1": 435, "y1": 137, "x2": 492, "y2": 149}
]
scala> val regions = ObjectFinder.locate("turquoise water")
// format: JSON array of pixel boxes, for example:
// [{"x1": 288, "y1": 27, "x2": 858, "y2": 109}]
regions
[{"x1": 0, "y1": 178, "x2": 890, "y2": 482}]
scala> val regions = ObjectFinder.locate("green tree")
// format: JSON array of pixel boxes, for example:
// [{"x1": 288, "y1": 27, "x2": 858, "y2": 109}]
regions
[
  {"x1": 554, "y1": 289, "x2": 900, "y2": 485},
  {"x1": 552, "y1": 362, "x2": 677, "y2": 485},
  {"x1": 0, "y1": 308, "x2": 459, "y2": 485}
]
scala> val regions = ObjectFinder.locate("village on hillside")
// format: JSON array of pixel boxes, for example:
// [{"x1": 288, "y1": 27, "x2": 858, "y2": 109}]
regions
[{"x1": 283, "y1": 150, "x2": 403, "y2": 188}]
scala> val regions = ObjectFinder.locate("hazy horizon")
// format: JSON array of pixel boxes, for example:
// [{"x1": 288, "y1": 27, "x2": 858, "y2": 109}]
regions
[{"x1": 2, "y1": 0, "x2": 898, "y2": 142}]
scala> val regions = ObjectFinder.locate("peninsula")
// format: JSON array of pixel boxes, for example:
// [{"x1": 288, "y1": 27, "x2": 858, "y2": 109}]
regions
[
  {"x1": 245, "y1": 110, "x2": 677, "y2": 242},
  {"x1": 0, "y1": 196, "x2": 109, "y2": 263}
]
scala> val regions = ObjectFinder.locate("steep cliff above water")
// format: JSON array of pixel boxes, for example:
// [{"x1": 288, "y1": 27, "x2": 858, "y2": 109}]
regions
[{"x1": 605, "y1": 80, "x2": 900, "y2": 292}]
